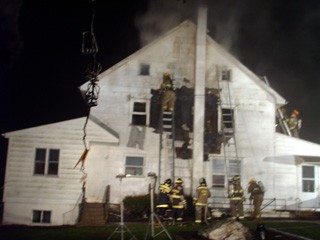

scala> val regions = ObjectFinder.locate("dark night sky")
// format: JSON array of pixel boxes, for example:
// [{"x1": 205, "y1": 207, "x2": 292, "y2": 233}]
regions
[{"x1": 1, "y1": 0, "x2": 320, "y2": 184}]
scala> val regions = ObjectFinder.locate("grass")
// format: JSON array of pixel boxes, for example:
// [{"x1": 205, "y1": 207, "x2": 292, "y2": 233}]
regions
[
  {"x1": 1, "y1": 220, "x2": 320, "y2": 240},
  {"x1": 0, "y1": 223, "x2": 204, "y2": 240},
  {"x1": 242, "y1": 219, "x2": 320, "y2": 240}
]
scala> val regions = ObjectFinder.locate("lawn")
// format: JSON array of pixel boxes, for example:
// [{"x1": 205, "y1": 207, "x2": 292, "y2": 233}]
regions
[
  {"x1": 0, "y1": 223, "x2": 203, "y2": 240},
  {"x1": 1, "y1": 220, "x2": 319, "y2": 240},
  {"x1": 243, "y1": 220, "x2": 320, "y2": 240}
]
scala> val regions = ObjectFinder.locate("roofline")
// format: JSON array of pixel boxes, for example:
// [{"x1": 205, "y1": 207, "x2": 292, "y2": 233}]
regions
[
  {"x1": 206, "y1": 36, "x2": 287, "y2": 106},
  {"x1": 89, "y1": 115, "x2": 119, "y2": 139}
]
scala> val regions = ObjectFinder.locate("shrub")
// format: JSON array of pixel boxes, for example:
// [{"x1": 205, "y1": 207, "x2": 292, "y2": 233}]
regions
[
  {"x1": 123, "y1": 194, "x2": 152, "y2": 219},
  {"x1": 122, "y1": 194, "x2": 196, "y2": 221}
]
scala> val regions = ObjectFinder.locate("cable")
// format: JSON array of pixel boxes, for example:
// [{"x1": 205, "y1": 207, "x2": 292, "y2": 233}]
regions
[{"x1": 75, "y1": 0, "x2": 101, "y2": 174}]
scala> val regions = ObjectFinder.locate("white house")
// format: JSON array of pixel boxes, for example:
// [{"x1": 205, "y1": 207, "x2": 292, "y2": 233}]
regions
[{"x1": 2, "y1": 3, "x2": 320, "y2": 226}]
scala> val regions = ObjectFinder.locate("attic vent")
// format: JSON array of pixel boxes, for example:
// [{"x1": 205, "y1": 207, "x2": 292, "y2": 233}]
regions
[
  {"x1": 140, "y1": 63, "x2": 150, "y2": 76},
  {"x1": 221, "y1": 69, "x2": 232, "y2": 81}
]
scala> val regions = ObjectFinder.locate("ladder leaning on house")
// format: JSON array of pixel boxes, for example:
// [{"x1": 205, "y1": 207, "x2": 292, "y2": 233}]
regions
[
  {"x1": 261, "y1": 76, "x2": 292, "y2": 136},
  {"x1": 158, "y1": 110, "x2": 176, "y2": 183},
  {"x1": 217, "y1": 69, "x2": 240, "y2": 181}
]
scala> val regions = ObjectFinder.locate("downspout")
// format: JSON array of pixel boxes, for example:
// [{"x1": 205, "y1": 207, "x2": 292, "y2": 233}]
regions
[{"x1": 192, "y1": 0, "x2": 207, "y2": 193}]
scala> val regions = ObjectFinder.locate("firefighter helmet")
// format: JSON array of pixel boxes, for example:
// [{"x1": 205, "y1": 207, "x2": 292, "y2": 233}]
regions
[
  {"x1": 163, "y1": 72, "x2": 171, "y2": 79},
  {"x1": 199, "y1": 177, "x2": 207, "y2": 186},
  {"x1": 292, "y1": 109, "x2": 299, "y2": 116},
  {"x1": 232, "y1": 175, "x2": 240, "y2": 181},
  {"x1": 175, "y1": 178, "x2": 183, "y2": 184},
  {"x1": 164, "y1": 178, "x2": 172, "y2": 185},
  {"x1": 249, "y1": 178, "x2": 256, "y2": 184}
]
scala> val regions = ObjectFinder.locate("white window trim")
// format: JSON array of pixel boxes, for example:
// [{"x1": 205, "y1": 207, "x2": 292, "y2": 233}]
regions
[
  {"x1": 32, "y1": 210, "x2": 52, "y2": 224},
  {"x1": 124, "y1": 154, "x2": 145, "y2": 177},
  {"x1": 220, "y1": 67, "x2": 232, "y2": 81},
  {"x1": 301, "y1": 165, "x2": 315, "y2": 193},
  {"x1": 211, "y1": 158, "x2": 241, "y2": 188},
  {"x1": 129, "y1": 98, "x2": 150, "y2": 126},
  {"x1": 34, "y1": 147, "x2": 60, "y2": 176}
]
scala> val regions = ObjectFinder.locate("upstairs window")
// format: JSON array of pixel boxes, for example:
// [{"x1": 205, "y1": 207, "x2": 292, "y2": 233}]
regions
[
  {"x1": 32, "y1": 210, "x2": 51, "y2": 223},
  {"x1": 302, "y1": 165, "x2": 315, "y2": 192},
  {"x1": 221, "y1": 69, "x2": 232, "y2": 81},
  {"x1": 131, "y1": 101, "x2": 148, "y2": 126},
  {"x1": 125, "y1": 156, "x2": 144, "y2": 176},
  {"x1": 34, "y1": 148, "x2": 60, "y2": 176},
  {"x1": 222, "y1": 108, "x2": 234, "y2": 129},
  {"x1": 140, "y1": 63, "x2": 150, "y2": 76}
]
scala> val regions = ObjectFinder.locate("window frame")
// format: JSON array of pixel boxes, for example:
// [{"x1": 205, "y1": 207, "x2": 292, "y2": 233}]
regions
[
  {"x1": 221, "y1": 68, "x2": 232, "y2": 81},
  {"x1": 212, "y1": 158, "x2": 241, "y2": 188},
  {"x1": 34, "y1": 148, "x2": 60, "y2": 176},
  {"x1": 130, "y1": 99, "x2": 149, "y2": 126},
  {"x1": 124, "y1": 155, "x2": 144, "y2": 177},
  {"x1": 32, "y1": 210, "x2": 52, "y2": 224},
  {"x1": 302, "y1": 165, "x2": 315, "y2": 193},
  {"x1": 139, "y1": 63, "x2": 150, "y2": 76}
]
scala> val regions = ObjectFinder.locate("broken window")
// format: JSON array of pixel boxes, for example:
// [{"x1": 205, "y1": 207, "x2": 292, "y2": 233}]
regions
[
  {"x1": 302, "y1": 165, "x2": 315, "y2": 192},
  {"x1": 34, "y1": 148, "x2": 59, "y2": 176},
  {"x1": 222, "y1": 108, "x2": 233, "y2": 129},
  {"x1": 140, "y1": 63, "x2": 150, "y2": 76},
  {"x1": 131, "y1": 101, "x2": 147, "y2": 126},
  {"x1": 125, "y1": 156, "x2": 144, "y2": 176},
  {"x1": 204, "y1": 89, "x2": 220, "y2": 158}
]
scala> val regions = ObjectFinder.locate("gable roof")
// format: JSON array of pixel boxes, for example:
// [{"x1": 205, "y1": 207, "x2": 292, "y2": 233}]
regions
[
  {"x1": 2, "y1": 117, "x2": 119, "y2": 144},
  {"x1": 80, "y1": 20, "x2": 286, "y2": 106},
  {"x1": 275, "y1": 132, "x2": 320, "y2": 157},
  {"x1": 206, "y1": 35, "x2": 286, "y2": 106}
]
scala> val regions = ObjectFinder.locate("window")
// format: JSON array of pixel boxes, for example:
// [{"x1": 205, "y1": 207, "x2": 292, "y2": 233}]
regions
[
  {"x1": 222, "y1": 108, "x2": 233, "y2": 129},
  {"x1": 131, "y1": 101, "x2": 148, "y2": 126},
  {"x1": 32, "y1": 210, "x2": 51, "y2": 223},
  {"x1": 212, "y1": 158, "x2": 240, "y2": 187},
  {"x1": 140, "y1": 63, "x2": 150, "y2": 75},
  {"x1": 125, "y1": 156, "x2": 144, "y2": 176},
  {"x1": 302, "y1": 165, "x2": 315, "y2": 192},
  {"x1": 221, "y1": 69, "x2": 231, "y2": 81},
  {"x1": 34, "y1": 148, "x2": 60, "y2": 176}
]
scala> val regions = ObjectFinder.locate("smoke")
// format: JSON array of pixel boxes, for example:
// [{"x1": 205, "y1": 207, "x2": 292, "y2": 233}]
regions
[
  {"x1": 0, "y1": 0, "x2": 23, "y2": 73},
  {"x1": 134, "y1": 0, "x2": 197, "y2": 46},
  {"x1": 135, "y1": 0, "x2": 256, "y2": 54}
]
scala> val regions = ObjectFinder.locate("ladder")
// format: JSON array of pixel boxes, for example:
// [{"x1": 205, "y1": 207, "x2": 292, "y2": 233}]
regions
[
  {"x1": 217, "y1": 71, "x2": 240, "y2": 181},
  {"x1": 159, "y1": 110, "x2": 176, "y2": 183},
  {"x1": 261, "y1": 76, "x2": 291, "y2": 136}
]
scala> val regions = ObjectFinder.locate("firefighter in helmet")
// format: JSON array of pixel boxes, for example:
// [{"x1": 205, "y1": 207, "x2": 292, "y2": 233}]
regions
[
  {"x1": 247, "y1": 178, "x2": 264, "y2": 218},
  {"x1": 169, "y1": 178, "x2": 186, "y2": 225},
  {"x1": 228, "y1": 175, "x2": 245, "y2": 219},
  {"x1": 156, "y1": 178, "x2": 172, "y2": 222},
  {"x1": 160, "y1": 72, "x2": 176, "y2": 112},
  {"x1": 286, "y1": 109, "x2": 302, "y2": 138},
  {"x1": 193, "y1": 177, "x2": 211, "y2": 224}
]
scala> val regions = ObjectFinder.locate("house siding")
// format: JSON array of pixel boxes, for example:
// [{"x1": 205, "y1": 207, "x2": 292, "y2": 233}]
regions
[
  {"x1": 4, "y1": 20, "x2": 320, "y2": 226},
  {"x1": 3, "y1": 118, "x2": 118, "y2": 225}
]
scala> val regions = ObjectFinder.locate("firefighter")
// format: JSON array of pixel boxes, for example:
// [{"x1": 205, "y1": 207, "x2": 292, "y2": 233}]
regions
[
  {"x1": 228, "y1": 175, "x2": 245, "y2": 219},
  {"x1": 169, "y1": 178, "x2": 186, "y2": 225},
  {"x1": 193, "y1": 178, "x2": 211, "y2": 224},
  {"x1": 286, "y1": 109, "x2": 302, "y2": 138},
  {"x1": 247, "y1": 178, "x2": 264, "y2": 218},
  {"x1": 156, "y1": 178, "x2": 172, "y2": 222},
  {"x1": 160, "y1": 72, "x2": 176, "y2": 112}
]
